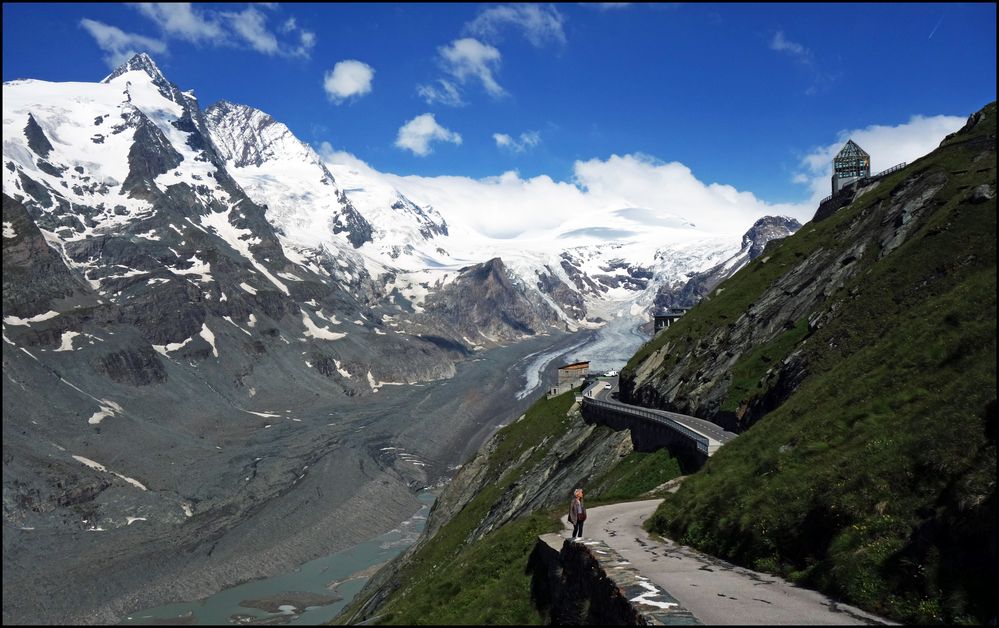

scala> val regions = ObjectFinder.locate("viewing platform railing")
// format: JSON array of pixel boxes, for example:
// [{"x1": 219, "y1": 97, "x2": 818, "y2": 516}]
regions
[{"x1": 820, "y1": 161, "x2": 908, "y2": 206}]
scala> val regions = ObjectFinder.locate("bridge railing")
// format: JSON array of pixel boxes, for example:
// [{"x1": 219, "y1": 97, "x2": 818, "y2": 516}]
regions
[{"x1": 582, "y1": 397, "x2": 713, "y2": 455}]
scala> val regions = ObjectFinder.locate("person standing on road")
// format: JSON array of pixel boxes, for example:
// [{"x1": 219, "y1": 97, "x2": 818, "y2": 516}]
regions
[{"x1": 568, "y1": 488, "x2": 586, "y2": 540}]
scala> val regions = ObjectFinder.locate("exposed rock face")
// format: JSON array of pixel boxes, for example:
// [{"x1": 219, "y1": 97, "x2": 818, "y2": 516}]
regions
[
  {"x1": 93, "y1": 347, "x2": 167, "y2": 386},
  {"x1": 559, "y1": 253, "x2": 605, "y2": 296},
  {"x1": 419, "y1": 258, "x2": 564, "y2": 342},
  {"x1": 121, "y1": 110, "x2": 185, "y2": 197},
  {"x1": 535, "y1": 265, "x2": 587, "y2": 321},
  {"x1": 740, "y1": 215, "x2": 801, "y2": 259},
  {"x1": 593, "y1": 259, "x2": 653, "y2": 292},
  {"x1": 390, "y1": 197, "x2": 448, "y2": 239},
  {"x1": 2, "y1": 194, "x2": 88, "y2": 316},
  {"x1": 24, "y1": 113, "x2": 53, "y2": 158}
]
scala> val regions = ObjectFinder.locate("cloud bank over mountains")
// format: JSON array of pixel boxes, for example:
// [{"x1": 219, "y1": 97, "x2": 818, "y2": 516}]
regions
[{"x1": 322, "y1": 112, "x2": 964, "y2": 244}]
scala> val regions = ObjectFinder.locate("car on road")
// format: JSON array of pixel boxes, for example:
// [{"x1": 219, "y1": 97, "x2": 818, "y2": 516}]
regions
[
  {"x1": 605, "y1": 370, "x2": 618, "y2": 377},
  {"x1": 603, "y1": 383, "x2": 612, "y2": 390}
]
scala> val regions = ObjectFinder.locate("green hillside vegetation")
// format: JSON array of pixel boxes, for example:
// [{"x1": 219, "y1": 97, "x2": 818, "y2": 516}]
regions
[
  {"x1": 358, "y1": 390, "x2": 576, "y2": 625},
  {"x1": 639, "y1": 103, "x2": 996, "y2": 624},
  {"x1": 340, "y1": 388, "x2": 682, "y2": 625},
  {"x1": 589, "y1": 449, "x2": 681, "y2": 501}
]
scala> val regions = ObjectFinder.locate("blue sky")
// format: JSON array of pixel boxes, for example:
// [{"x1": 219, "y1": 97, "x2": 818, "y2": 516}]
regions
[{"x1": 3, "y1": 3, "x2": 996, "y2": 207}]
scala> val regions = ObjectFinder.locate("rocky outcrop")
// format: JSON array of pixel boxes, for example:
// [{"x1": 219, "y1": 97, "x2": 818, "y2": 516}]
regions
[
  {"x1": 2, "y1": 194, "x2": 91, "y2": 317},
  {"x1": 536, "y1": 265, "x2": 587, "y2": 321},
  {"x1": 120, "y1": 110, "x2": 184, "y2": 198},
  {"x1": 418, "y1": 258, "x2": 565, "y2": 342},
  {"x1": 390, "y1": 197, "x2": 448, "y2": 239},
  {"x1": 93, "y1": 347, "x2": 167, "y2": 386},
  {"x1": 24, "y1": 113, "x2": 53, "y2": 158}
]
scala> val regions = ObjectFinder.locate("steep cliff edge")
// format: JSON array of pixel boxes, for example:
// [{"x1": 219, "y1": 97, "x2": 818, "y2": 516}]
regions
[{"x1": 623, "y1": 102, "x2": 996, "y2": 624}]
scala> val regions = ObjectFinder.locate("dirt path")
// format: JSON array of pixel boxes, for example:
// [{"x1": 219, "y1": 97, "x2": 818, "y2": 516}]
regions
[{"x1": 564, "y1": 499, "x2": 894, "y2": 625}]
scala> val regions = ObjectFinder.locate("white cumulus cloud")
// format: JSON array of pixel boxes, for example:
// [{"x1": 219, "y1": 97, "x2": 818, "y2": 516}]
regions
[
  {"x1": 325, "y1": 151, "x2": 801, "y2": 240},
  {"x1": 438, "y1": 38, "x2": 505, "y2": 97},
  {"x1": 80, "y1": 19, "x2": 168, "y2": 68},
  {"x1": 324, "y1": 60, "x2": 375, "y2": 103},
  {"x1": 395, "y1": 114, "x2": 463, "y2": 156}
]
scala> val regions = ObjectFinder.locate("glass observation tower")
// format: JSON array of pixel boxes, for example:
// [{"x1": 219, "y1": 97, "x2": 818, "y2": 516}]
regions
[{"x1": 831, "y1": 140, "x2": 871, "y2": 195}]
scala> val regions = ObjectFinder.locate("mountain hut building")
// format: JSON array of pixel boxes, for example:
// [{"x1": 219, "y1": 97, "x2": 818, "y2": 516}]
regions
[{"x1": 557, "y1": 361, "x2": 590, "y2": 385}]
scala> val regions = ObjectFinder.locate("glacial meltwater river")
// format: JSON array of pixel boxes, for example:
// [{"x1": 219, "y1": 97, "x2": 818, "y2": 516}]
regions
[{"x1": 121, "y1": 491, "x2": 436, "y2": 625}]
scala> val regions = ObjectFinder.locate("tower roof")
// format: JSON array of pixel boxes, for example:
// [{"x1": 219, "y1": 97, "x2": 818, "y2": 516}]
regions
[{"x1": 835, "y1": 140, "x2": 869, "y2": 159}]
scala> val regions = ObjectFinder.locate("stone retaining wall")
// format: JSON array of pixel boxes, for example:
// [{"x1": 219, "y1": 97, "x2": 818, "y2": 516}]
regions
[{"x1": 529, "y1": 533, "x2": 699, "y2": 625}]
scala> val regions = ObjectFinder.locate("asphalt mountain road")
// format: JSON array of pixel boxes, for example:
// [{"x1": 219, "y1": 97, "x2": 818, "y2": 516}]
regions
[{"x1": 563, "y1": 499, "x2": 894, "y2": 625}]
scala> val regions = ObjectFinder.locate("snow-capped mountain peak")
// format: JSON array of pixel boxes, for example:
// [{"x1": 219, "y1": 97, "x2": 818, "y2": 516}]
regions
[
  {"x1": 101, "y1": 52, "x2": 178, "y2": 104},
  {"x1": 101, "y1": 52, "x2": 165, "y2": 84},
  {"x1": 206, "y1": 100, "x2": 326, "y2": 172},
  {"x1": 204, "y1": 100, "x2": 374, "y2": 249},
  {"x1": 204, "y1": 100, "x2": 455, "y2": 265}
]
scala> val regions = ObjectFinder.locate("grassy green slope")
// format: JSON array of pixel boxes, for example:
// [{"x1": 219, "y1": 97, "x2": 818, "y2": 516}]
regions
[
  {"x1": 640, "y1": 104, "x2": 997, "y2": 624},
  {"x1": 589, "y1": 449, "x2": 681, "y2": 502},
  {"x1": 355, "y1": 391, "x2": 574, "y2": 625},
  {"x1": 343, "y1": 388, "x2": 682, "y2": 625}
]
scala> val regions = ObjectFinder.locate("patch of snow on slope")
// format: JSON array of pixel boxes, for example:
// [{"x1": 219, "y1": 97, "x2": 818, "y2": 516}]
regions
[
  {"x1": 199, "y1": 322, "x2": 218, "y2": 358},
  {"x1": 3, "y1": 311, "x2": 60, "y2": 326},
  {"x1": 54, "y1": 331, "x2": 81, "y2": 351},
  {"x1": 152, "y1": 333, "x2": 196, "y2": 356},
  {"x1": 301, "y1": 311, "x2": 346, "y2": 341},
  {"x1": 72, "y1": 455, "x2": 147, "y2": 491}
]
